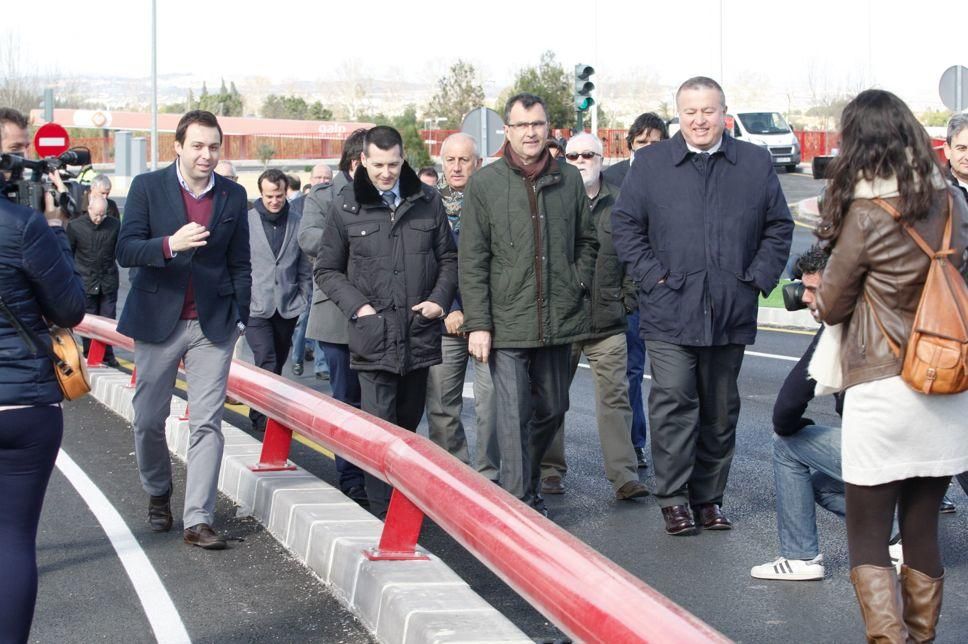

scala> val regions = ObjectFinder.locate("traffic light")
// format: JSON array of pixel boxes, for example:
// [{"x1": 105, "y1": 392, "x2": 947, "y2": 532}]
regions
[{"x1": 574, "y1": 64, "x2": 595, "y2": 130}]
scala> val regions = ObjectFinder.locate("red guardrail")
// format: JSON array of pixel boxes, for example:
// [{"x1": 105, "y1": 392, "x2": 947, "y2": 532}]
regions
[{"x1": 77, "y1": 314, "x2": 729, "y2": 643}]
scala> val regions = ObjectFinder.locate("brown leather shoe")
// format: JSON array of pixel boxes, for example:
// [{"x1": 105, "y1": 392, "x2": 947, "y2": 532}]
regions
[
  {"x1": 183, "y1": 523, "x2": 227, "y2": 550},
  {"x1": 147, "y1": 490, "x2": 172, "y2": 532},
  {"x1": 541, "y1": 475, "x2": 565, "y2": 495},
  {"x1": 615, "y1": 480, "x2": 650, "y2": 500},
  {"x1": 661, "y1": 504, "x2": 697, "y2": 536},
  {"x1": 694, "y1": 503, "x2": 732, "y2": 530}
]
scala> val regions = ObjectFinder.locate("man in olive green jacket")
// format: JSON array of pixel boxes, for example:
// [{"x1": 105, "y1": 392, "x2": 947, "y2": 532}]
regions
[
  {"x1": 539, "y1": 133, "x2": 649, "y2": 502},
  {"x1": 459, "y1": 93, "x2": 598, "y2": 513}
]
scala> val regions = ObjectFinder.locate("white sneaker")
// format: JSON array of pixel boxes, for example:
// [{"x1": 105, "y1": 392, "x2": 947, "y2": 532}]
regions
[
  {"x1": 889, "y1": 540, "x2": 904, "y2": 573},
  {"x1": 751, "y1": 555, "x2": 825, "y2": 581}
]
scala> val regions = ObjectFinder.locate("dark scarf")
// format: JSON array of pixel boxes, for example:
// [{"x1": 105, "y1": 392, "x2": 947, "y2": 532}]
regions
[
  {"x1": 254, "y1": 199, "x2": 289, "y2": 256},
  {"x1": 502, "y1": 140, "x2": 551, "y2": 182}
]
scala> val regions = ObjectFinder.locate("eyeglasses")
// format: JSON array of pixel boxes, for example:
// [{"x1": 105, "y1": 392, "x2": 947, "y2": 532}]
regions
[
  {"x1": 506, "y1": 120, "x2": 548, "y2": 131},
  {"x1": 565, "y1": 151, "x2": 602, "y2": 161}
]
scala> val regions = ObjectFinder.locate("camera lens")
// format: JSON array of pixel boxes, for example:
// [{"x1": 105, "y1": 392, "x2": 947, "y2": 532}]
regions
[{"x1": 781, "y1": 281, "x2": 807, "y2": 312}]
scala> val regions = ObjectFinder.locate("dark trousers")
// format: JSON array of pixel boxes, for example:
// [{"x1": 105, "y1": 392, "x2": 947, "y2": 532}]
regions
[
  {"x1": 319, "y1": 341, "x2": 365, "y2": 492},
  {"x1": 246, "y1": 313, "x2": 299, "y2": 430},
  {"x1": 489, "y1": 345, "x2": 572, "y2": 502},
  {"x1": 645, "y1": 341, "x2": 745, "y2": 508},
  {"x1": 0, "y1": 406, "x2": 64, "y2": 644},
  {"x1": 81, "y1": 291, "x2": 118, "y2": 362},
  {"x1": 626, "y1": 311, "x2": 648, "y2": 450},
  {"x1": 358, "y1": 368, "x2": 429, "y2": 519}
]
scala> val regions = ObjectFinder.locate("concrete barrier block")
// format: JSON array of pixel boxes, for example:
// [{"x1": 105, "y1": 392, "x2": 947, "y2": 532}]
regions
[
  {"x1": 164, "y1": 417, "x2": 190, "y2": 456},
  {"x1": 249, "y1": 475, "x2": 331, "y2": 524},
  {"x1": 283, "y1": 499, "x2": 372, "y2": 552},
  {"x1": 374, "y1": 584, "x2": 502, "y2": 644},
  {"x1": 403, "y1": 610, "x2": 534, "y2": 644},
  {"x1": 218, "y1": 453, "x2": 259, "y2": 499},
  {"x1": 305, "y1": 528, "x2": 380, "y2": 584},
  {"x1": 353, "y1": 558, "x2": 466, "y2": 631}
]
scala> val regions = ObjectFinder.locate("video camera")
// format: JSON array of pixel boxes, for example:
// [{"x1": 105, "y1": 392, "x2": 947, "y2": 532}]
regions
[
  {"x1": 0, "y1": 148, "x2": 91, "y2": 213},
  {"x1": 781, "y1": 281, "x2": 807, "y2": 311}
]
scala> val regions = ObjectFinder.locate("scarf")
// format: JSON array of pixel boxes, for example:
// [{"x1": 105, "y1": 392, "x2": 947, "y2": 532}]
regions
[
  {"x1": 438, "y1": 181, "x2": 464, "y2": 232},
  {"x1": 502, "y1": 140, "x2": 551, "y2": 182}
]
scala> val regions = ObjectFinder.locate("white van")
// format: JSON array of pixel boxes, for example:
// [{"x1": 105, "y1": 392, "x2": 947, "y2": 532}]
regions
[{"x1": 727, "y1": 110, "x2": 801, "y2": 172}]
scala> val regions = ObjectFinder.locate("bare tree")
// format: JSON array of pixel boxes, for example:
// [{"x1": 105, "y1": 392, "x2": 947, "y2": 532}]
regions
[{"x1": 0, "y1": 34, "x2": 41, "y2": 115}]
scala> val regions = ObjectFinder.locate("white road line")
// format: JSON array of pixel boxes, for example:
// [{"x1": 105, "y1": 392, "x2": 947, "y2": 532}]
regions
[
  {"x1": 55, "y1": 450, "x2": 192, "y2": 644},
  {"x1": 744, "y1": 350, "x2": 799, "y2": 362}
]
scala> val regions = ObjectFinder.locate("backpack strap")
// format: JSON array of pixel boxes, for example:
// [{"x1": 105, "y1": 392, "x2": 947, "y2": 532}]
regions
[{"x1": 872, "y1": 195, "x2": 956, "y2": 260}]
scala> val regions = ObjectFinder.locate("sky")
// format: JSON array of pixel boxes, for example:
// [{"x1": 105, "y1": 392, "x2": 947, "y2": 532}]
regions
[{"x1": 2, "y1": 0, "x2": 963, "y2": 110}]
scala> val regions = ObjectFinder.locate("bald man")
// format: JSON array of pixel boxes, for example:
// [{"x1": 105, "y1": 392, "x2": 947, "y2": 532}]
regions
[
  {"x1": 424, "y1": 134, "x2": 499, "y2": 480},
  {"x1": 67, "y1": 195, "x2": 121, "y2": 367},
  {"x1": 539, "y1": 132, "x2": 648, "y2": 501},
  {"x1": 309, "y1": 163, "x2": 334, "y2": 187}
]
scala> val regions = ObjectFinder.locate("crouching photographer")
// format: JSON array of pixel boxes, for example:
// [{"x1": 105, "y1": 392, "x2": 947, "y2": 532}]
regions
[
  {"x1": 0, "y1": 107, "x2": 86, "y2": 642},
  {"x1": 751, "y1": 245, "x2": 902, "y2": 581}
]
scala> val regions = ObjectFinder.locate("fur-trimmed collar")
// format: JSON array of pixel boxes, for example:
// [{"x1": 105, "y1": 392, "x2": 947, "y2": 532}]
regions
[{"x1": 353, "y1": 161, "x2": 426, "y2": 207}]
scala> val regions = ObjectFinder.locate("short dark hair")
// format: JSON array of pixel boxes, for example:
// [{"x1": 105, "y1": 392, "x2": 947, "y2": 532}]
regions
[
  {"x1": 286, "y1": 173, "x2": 301, "y2": 191},
  {"x1": 626, "y1": 112, "x2": 669, "y2": 151},
  {"x1": 947, "y1": 113, "x2": 968, "y2": 145},
  {"x1": 338, "y1": 128, "x2": 367, "y2": 173},
  {"x1": 257, "y1": 168, "x2": 288, "y2": 193},
  {"x1": 363, "y1": 126, "x2": 404, "y2": 155},
  {"x1": 175, "y1": 110, "x2": 223, "y2": 145},
  {"x1": 418, "y1": 166, "x2": 438, "y2": 180},
  {"x1": 793, "y1": 244, "x2": 829, "y2": 277},
  {"x1": 0, "y1": 107, "x2": 29, "y2": 131},
  {"x1": 675, "y1": 76, "x2": 726, "y2": 108},
  {"x1": 503, "y1": 93, "x2": 547, "y2": 124}
]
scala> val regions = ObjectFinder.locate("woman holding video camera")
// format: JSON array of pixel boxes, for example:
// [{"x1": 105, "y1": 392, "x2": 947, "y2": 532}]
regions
[
  {"x1": 0, "y1": 183, "x2": 85, "y2": 642},
  {"x1": 814, "y1": 89, "x2": 968, "y2": 643}
]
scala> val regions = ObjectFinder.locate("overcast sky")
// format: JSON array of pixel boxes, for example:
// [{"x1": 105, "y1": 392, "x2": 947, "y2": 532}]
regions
[{"x1": 3, "y1": 0, "x2": 962, "y2": 109}]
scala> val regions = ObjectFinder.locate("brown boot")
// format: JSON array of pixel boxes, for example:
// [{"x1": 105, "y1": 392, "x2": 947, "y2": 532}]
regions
[
  {"x1": 850, "y1": 565, "x2": 908, "y2": 643},
  {"x1": 900, "y1": 564, "x2": 944, "y2": 643}
]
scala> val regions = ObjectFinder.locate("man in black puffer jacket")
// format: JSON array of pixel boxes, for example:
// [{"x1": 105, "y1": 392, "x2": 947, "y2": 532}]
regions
[{"x1": 315, "y1": 126, "x2": 457, "y2": 518}]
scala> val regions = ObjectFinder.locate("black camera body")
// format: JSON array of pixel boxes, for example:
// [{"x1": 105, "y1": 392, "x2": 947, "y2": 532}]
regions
[
  {"x1": 782, "y1": 281, "x2": 807, "y2": 311},
  {"x1": 1, "y1": 149, "x2": 91, "y2": 212}
]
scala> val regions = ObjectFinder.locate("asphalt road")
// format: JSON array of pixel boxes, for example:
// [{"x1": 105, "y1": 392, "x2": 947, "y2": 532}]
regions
[{"x1": 47, "y1": 173, "x2": 968, "y2": 643}]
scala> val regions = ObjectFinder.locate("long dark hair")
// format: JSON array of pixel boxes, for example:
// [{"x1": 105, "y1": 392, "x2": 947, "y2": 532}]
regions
[{"x1": 817, "y1": 89, "x2": 940, "y2": 243}]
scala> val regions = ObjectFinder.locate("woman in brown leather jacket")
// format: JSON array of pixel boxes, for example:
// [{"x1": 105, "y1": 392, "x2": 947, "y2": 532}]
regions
[{"x1": 814, "y1": 89, "x2": 968, "y2": 643}]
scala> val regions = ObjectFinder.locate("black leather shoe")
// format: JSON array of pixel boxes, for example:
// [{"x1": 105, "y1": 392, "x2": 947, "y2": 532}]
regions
[
  {"x1": 292, "y1": 362, "x2": 304, "y2": 376},
  {"x1": 104, "y1": 357, "x2": 122, "y2": 369},
  {"x1": 315, "y1": 371, "x2": 330, "y2": 381},
  {"x1": 662, "y1": 504, "x2": 697, "y2": 536},
  {"x1": 345, "y1": 484, "x2": 369, "y2": 507},
  {"x1": 634, "y1": 448, "x2": 648, "y2": 469},
  {"x1": 184, "y1": 523, "x2": 227, "y2": 550},
  {"x1": 148, "y1": 490, "x2": 172, "y2": 532},
  {"x1": 694, "y1": 503, "x2": 732, "y2": 530}
]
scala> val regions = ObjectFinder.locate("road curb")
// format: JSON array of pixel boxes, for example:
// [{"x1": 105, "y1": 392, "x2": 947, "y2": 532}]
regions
[
  {"x1": 757, "y1": 306, "x2": 819, "y2": 331},
  {"x1": 87, "y1": 368, "x2": 532, "y2": 644}
]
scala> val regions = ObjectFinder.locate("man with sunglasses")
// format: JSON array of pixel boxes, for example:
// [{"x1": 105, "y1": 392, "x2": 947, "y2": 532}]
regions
[
  {"x1": 459, "y1": 93, "x2": 598, "y2": 515},
  {"x1": 539, "y1": 133, "x2": 648, "y2": 501}
]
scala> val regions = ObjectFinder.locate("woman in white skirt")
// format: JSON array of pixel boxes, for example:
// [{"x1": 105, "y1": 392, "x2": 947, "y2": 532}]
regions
[{"x1": 814, "y1": 89, "x2": 968, "y2": 643}]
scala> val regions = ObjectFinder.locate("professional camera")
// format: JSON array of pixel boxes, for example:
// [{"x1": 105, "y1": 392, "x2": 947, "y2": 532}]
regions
[
  {"x1": 1, "y1": 148, "x2": 91, "y2": 213},
  {"x1": 782, "y1": 281, "x2": 807, "y2": 311}
]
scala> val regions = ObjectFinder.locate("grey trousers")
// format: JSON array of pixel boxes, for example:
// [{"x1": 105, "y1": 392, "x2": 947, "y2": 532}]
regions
[
  {"x1": 645, "y1": 340, "x2": 745, "y2": 508},
  {"x1": 132, "y1": 320, "x2": 237, "y2": 527},
  {"x1": 541, "y1": 333, "x2": 639, "y2": 491},
  {"x1": 425, "y1": 334, "x2": 499, "y2": 479},
  {"x1": 489, "y1": 345, "x2": 571, "y2": 501}
]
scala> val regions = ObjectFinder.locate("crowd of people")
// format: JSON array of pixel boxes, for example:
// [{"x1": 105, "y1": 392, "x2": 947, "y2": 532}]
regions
[{"x1": 1, "y1": 74, "x2": 968, "y2": 642}]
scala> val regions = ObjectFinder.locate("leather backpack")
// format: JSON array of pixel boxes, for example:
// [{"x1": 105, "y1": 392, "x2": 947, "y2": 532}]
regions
[{"x1": 869, "y1": 193, "x2": 968, "y2": 395}]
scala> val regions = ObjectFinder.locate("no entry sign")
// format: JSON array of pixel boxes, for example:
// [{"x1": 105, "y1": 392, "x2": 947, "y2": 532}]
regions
[{"x1": 33, "y1": 123, "x2": 70, "y2": 157}]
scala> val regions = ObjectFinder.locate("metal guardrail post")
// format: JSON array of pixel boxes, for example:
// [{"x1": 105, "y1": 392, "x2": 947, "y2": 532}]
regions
[
  {"x1": 250, "y1": 418, "x2": 297, "y2": 472},
  {"x1": 127, "y1": 367, "x2": 137, "y2": 388},
  {"x1": 364, "y1": 489, "x2": 429, "y2": 561},
  {"x1": 86, "y1": 338, "x2": 106, "y2": 367}
]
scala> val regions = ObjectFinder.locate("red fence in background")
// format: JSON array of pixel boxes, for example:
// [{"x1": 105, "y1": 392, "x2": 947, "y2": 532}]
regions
[{"x1": 76, "y1": 314, "x2": 729, "y2": 644}]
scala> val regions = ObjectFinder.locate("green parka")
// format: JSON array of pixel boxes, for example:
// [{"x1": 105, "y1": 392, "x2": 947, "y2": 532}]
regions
[
  {"x1": 458, "y1": 157, "x2": 598, "y2": 348},
  {"x1": 588, "y1": 178, "x2": 638, "y2": 338}
]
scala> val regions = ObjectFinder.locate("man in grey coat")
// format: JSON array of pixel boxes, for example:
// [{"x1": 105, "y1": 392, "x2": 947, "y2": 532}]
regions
[
  {"x1": 298, "y1": 128, "x2": 369, "y2": 502},
  {"x1": 245, "y1": 169, "x2": 311, "y2": 431}
]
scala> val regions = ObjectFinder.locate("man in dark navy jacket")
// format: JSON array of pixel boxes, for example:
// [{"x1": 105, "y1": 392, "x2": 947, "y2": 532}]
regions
[
  {"x1": 612, "y1": 77, "x2": 793, "y2": 536},
  {"x1": 116, "y1": 110, "x2": 251, "y2": 550}
]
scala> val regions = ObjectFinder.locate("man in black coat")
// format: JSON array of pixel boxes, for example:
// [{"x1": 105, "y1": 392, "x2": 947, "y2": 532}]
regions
[
  {"x1": 315, "y1": 126, "x2": 458, "y2": 519},
  {"x1": 612, "y1": 77, "x2": 793, "y2": 536},
  {"x1": 67, "y1": 195, "x2": 120, "y2": 366}
]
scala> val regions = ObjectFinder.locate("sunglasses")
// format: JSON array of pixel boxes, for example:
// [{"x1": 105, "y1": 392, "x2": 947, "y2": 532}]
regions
[{"x1": 565, "y1": 152, "x2": 602, "y2": 161}]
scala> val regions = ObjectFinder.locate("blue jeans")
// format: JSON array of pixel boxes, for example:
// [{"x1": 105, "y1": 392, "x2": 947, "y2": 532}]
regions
[
  {"x1": 773, "y1": 426, "x2": 844, "y2": 559},
  {"x1": 626, "y1": 310, "x2": 647, "y2": 449},
  {"x1": 318, "y1": 341, "x2": 364, "y2": 491},
  {"x1": 290, "y1": 305, "x2": 329, "y2": 376}
]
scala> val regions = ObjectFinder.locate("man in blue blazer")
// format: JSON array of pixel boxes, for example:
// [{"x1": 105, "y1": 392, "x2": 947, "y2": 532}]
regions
[{"x1": 117, "y1": 110, "x2": 251, "y2": 550}]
